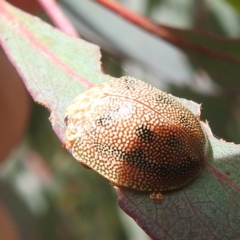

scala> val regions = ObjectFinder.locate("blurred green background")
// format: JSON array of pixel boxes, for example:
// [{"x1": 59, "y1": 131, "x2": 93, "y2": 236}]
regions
[{"x1": 1, "y1": 0, "x2": 240, "y2": 239}]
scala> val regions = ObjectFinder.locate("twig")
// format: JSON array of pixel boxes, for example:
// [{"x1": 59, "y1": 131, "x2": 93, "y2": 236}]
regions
[
  {"x1": 95, "y1": 0, "x2": 240, "y2": 64},
  {"x1": 37, "y1": 0, "x2": 79, "y2": 37}
]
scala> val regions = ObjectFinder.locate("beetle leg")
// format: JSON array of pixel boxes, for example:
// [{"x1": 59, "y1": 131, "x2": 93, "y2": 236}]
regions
[{"x1": 150, "y1": 192, "x2": 164, "y2": 201}]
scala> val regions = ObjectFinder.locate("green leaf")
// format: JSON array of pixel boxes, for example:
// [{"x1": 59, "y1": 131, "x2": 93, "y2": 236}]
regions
[
  {"x1": 0, "y1": 2, "x2": 240, "y2": 239},
  {"x1": 0, "y1": 1, "x2": 113, "y2": 143}
]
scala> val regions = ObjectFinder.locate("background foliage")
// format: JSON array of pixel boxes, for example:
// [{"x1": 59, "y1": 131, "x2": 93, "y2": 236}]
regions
[{"x1": 1, "y1": 0, "x2": 240, "y2": 239}]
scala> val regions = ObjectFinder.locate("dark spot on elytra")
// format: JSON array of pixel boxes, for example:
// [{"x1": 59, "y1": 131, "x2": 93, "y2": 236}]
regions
[
  {"x1": 136, "y1": 124, "x2": 155, "y2": 142},
  {"x1": 64, "y1": 115, "x2": 69, "y2": 126},
  {"x1": 123, "y1": 146, "x2": 200, "y2": 177},
  {"x1": 183, "y1": 156, "x2": 200, "y2": 174},
  {"x1": 123, "y1": 77, "x2": 137, "y2": 89},
  {"x1": 123, "y1": 148, "x2": 146, "y2": 166},
  {"x1": 165, "y1": 133, "x2": 181, "y2": 149},
  {"x1": 96, "y1": 144, "x2": 127, "y2": 160},
  {"x1": 156, "y1": 94, "x2": 165, "y2": 102},
  {"x1": 153, "y1": 156, "x2": 200, "y2": 177},
  {"x1": 95, "y1": 116, "x2": 113, "y2": 126},
  {"x1": 95, "y1": 108, "x2": 120, "y2": 126},
  {"x1": 96, "y1": 143, "x2": 201, "y2": 180},
  {"x1": 156, "y1": 93, "x2": 175, "y2": 105},
  {"x1": 124, "y1": 77, "x2": 136, "y2": 85},
  {"x1": 179, "y1": 114, "x2": 189, "y2": 125}
]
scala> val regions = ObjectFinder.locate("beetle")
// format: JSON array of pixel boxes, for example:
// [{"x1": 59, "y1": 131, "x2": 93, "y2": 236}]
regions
[{"x1": 64, "y1": 76, "x2": 209, "y2": 200}]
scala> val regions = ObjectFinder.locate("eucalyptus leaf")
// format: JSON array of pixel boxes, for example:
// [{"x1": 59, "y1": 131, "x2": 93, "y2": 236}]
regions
[{"x1": 0, "y1": 2, "x2": 239, "y2": 239}]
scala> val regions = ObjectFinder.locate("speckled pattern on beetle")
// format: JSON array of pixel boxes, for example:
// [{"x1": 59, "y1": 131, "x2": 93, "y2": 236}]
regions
[{"x1": 64, "y1": 76, "x2": 210, "y2": 200}]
